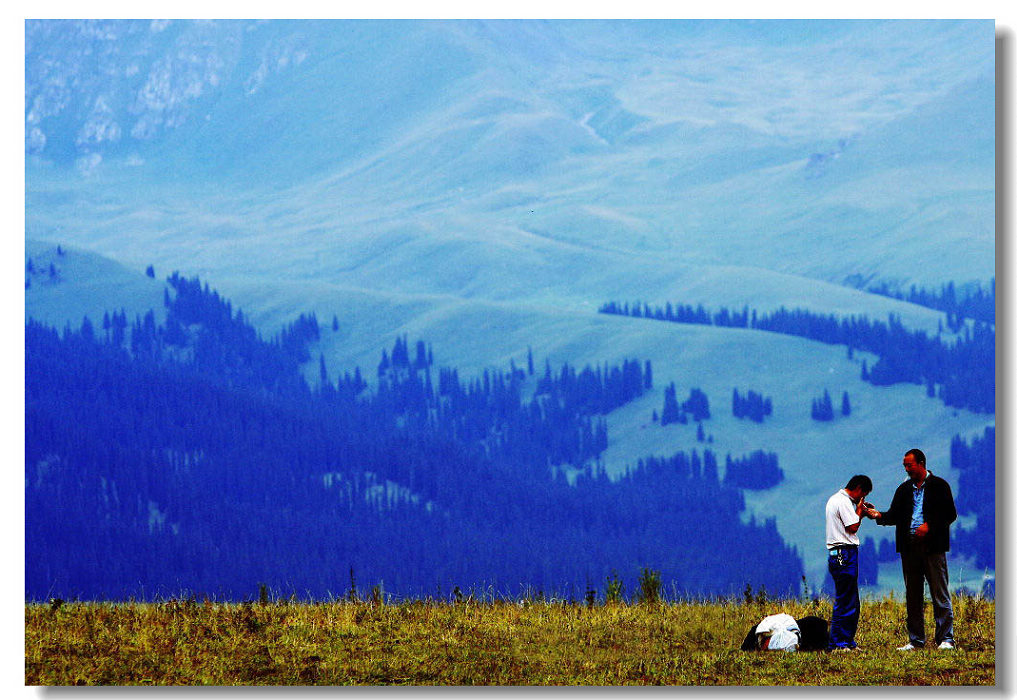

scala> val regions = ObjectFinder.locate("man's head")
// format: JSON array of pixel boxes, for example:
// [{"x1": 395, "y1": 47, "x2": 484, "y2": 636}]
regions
[
  {"x1": 903, "y1": 449, "x2": 928, "y2": 484},
  {"x1": 845, "y1": 474, "x2": 873, "y2": 501}
]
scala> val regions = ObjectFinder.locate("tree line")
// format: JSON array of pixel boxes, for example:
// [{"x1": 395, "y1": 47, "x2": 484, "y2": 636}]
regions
[
  {"x1": 599, "y1": 299, "x2": 993, "y2": 414},
  {"x1": 26, "y1": 274, "x2": 804, "y2": 601},
  {"x1": 868, "y1": 278, "x2": 994, "y2": 328}
]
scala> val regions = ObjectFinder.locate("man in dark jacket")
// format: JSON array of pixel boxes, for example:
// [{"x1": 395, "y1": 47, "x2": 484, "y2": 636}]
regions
[{"x1": 867, "y1": 448, "x2": 957, "y2": 650}]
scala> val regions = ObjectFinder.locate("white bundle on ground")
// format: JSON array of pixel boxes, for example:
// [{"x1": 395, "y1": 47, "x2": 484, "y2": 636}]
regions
[{"x1": 754, "y1": 613, "x2": 801, "y2": 652}]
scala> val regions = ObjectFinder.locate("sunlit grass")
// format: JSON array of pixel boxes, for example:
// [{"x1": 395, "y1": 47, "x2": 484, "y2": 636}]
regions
[{"x1": 25, "y1": 595, "x2": 994, "y2": 686}]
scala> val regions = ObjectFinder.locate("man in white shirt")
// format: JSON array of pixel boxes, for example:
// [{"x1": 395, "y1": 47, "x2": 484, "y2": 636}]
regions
[{"x1": 825, "y1": 474, "x2": 873, "y2": 651}]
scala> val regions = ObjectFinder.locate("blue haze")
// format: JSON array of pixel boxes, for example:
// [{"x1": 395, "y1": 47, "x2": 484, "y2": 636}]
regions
[{"x1": 25, "y1": 20, "x2": 995, "y2": 600}]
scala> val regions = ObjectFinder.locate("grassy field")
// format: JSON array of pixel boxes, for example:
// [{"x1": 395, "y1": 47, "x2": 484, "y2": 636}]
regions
[{"x1": 25, "y1": 595, "x2": 995, "y2": 686}]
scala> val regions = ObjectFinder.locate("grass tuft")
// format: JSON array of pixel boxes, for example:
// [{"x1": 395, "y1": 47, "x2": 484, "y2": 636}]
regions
[{"x1": 25, "y1": 596, "x2": 994, "y2": 685}]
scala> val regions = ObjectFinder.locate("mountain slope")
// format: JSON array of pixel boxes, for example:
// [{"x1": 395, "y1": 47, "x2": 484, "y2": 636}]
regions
[
  {"x1": 25, "y1": 20, "x2": 995, "y2": 596},
  {"x1": 24, "y1": 245, "x2": 994, "y2": 594},
  {"x1": 26, "y1": 19, "x2": 994, "y2": 289}
]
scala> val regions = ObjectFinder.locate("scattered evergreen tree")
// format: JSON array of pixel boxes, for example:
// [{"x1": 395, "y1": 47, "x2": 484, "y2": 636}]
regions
[
  {"x1": 859, "y1": 538, "x2": 879, "y2": 585},
  {"x1": 319, "y1": 353, "x2": 330, "y2": 387},
  {"x1": 414, "y1": 339, "x2": 429, "y2": 369},
  {"x1": 811, "y1": 390, "x2": 835, "y2": 421},
  {"x1": 723, "y1": 451, "x2": 784, "y2": 490},
  {"x1": 660, "y1": 383, "x2": 685, "y2": 425},
  {"x1": 733, "y1": 388, "x2": 772, "y2": 423},
  {"x1": 80, "y1": 316, "x2": 95, "y2": 342},
  {"x1": 877, "y1": 538, "x2": 897, "y2": 563},
  {"x1": 682, "y1": 388, "x2": 710, "y2": 421}
]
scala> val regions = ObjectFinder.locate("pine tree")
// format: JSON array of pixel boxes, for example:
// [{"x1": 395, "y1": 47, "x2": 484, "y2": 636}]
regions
[
  {"x1": 319, "y1": 353, "x2": 330, "y2": 387},
  {"x1": 812, "y1": 390, "x2": 835, "y2": 421},
  {"x1": 841, "y1": 391, "x2": 851, "y2": 417},
  {"x1": 682, "y1": 388, "x2": 710, "y2": 421},
  {"x1": 80, "y1": 316, "x2": 94, "y2": 342},
  {"x1": 661, "y1": 383, "x2": 681, "y2": 426}
]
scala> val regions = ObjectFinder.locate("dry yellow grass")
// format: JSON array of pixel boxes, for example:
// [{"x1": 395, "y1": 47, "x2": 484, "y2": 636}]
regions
[{"x1": 25, "y1": 595, "x2": 995, "y2": 685}]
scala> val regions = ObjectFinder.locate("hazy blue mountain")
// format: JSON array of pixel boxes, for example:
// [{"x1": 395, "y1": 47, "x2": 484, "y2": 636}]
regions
[
  {"x1": 25, "y1": 19, "x2": 995, "y2": 597},
  {"x1": 26, "y1": 19, "x2": 993, "y2": 285}
]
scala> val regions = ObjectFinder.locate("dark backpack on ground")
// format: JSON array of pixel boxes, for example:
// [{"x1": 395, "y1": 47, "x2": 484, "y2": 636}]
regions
[{"x1": 795, "y1": 615, "x2": 830, "y2": 651}]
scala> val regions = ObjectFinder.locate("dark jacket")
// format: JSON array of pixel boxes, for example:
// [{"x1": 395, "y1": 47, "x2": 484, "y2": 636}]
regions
[{"x1": 876, "y1": 473, "x2": 957, "y2": 553}]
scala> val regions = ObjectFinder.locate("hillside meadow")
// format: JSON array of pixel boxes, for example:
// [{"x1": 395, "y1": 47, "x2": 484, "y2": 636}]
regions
[{"x1": 25, "y1": 594, "x2": 994, "y2": 686}]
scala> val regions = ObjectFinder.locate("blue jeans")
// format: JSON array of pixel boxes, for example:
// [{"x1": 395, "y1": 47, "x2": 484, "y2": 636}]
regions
[{"x1": 828, "y1": 546, "x2": 860, "y2": 649}]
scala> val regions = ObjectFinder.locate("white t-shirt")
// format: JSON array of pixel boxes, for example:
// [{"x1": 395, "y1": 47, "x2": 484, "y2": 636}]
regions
[{"x1": 825, "y1": 488, "x2": 861, "y2": 548}]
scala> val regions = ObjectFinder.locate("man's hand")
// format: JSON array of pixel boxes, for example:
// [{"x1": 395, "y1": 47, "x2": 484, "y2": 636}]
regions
[
  {"x1": 914, "y1": 522, "x2": 930, "y2": 539},
  {"x1": 865, "y1": 507, "x2": 880, "y2": 519}
]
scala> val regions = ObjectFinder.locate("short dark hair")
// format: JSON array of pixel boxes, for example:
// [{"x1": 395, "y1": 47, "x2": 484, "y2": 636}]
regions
[
  {"x1": 845, "y1": 475, "x2": 872, "y2": 493},
  {"x1": 905, "y1": 449, "x2": 926, "y2": 466}
]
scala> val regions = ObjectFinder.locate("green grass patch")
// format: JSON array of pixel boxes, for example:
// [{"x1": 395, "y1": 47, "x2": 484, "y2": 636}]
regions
[{"x1": 25, "y1": 595, "x2": 995, "y2": 686}]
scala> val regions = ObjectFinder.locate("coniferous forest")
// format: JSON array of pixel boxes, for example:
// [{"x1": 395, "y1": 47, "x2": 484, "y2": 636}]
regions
[
  {"x1": 599, "y1": 295, "x2": 994, "y2": 414},
  {"x1": 26, "y1": 275, "x2": 804, "y2": 601},
  {"x1": 600, "y1": 294, "x2": 994, "y2": 581},
  {"x1": 950, "y1": 427, "x2": 995, "y2": 570}
]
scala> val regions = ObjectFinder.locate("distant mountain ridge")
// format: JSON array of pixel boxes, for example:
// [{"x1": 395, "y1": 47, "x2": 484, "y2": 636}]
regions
[{"x1": 26, "y1": 20, "x2": 993, "y2": 289}]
